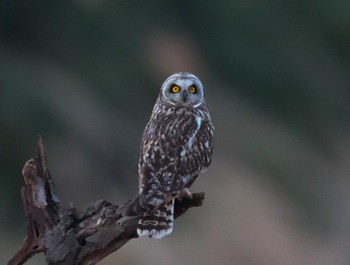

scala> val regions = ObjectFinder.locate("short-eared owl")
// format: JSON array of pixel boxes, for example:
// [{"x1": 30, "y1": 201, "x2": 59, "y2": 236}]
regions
[{"x1": 124, "y1": 72, "x2": 214, "y2": 239}]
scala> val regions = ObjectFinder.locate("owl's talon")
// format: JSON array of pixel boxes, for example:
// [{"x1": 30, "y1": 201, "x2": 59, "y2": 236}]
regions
[{"x1": 176, "y1": 188, "x2": 193, "y2": 201}]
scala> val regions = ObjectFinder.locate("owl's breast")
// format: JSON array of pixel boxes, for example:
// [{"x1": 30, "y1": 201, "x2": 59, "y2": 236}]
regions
[{"x1": 139, "y1": 107, "x2": 213, "y2": 192}]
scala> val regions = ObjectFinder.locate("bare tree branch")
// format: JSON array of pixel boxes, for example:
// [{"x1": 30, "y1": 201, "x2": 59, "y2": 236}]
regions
[{"x1": 8, "y1": 136, "x2": 205, "y2": 265}]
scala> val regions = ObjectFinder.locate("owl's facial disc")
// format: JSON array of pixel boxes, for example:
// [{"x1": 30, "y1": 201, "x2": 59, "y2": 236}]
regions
[{"x1": 161, "y1": 72, "x2": 204, "y2": 107}]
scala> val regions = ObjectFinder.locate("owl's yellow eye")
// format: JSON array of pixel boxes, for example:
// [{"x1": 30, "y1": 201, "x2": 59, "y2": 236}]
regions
[
  {"x1": 171, "y1": 85, "x2": 180, "y2": 93},
  {"x1": 189, "y1": 86, "x2": 196, "y2": 93}
]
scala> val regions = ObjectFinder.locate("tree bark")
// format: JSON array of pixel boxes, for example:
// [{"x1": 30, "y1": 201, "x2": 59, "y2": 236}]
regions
[{"x1": 8, "y1": 136, "x2": 205, "y2": 265}]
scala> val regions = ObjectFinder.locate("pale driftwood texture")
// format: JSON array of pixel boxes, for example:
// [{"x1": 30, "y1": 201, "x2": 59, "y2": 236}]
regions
[{"x1": 8, "y1": 136, "x2": 205, "y2": 265}]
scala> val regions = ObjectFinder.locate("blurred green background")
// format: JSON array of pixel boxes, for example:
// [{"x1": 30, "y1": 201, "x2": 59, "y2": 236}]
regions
[{"x1": 1, "y1": 1, "x2": 350, "y2": 264}]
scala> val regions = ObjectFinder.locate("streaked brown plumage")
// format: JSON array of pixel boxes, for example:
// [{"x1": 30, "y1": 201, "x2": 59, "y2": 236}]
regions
[{"x1": 124, "y1": 72, "x2": 214, "y2": 239}]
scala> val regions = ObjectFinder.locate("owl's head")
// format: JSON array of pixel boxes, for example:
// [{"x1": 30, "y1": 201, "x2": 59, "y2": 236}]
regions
[{"x1": 160, "y1": 72, "x2": 205, "y2": 107}]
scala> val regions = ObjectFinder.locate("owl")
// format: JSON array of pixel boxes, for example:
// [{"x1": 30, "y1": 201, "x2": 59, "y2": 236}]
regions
[{"x1": 124, "y1": 72, "x2": 214, "y2": 239}]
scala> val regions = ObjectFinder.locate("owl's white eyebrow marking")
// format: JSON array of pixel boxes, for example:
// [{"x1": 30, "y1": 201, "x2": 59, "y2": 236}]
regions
[{"x1": 188, "y1": 116, "x2": 202, "y2": 149}]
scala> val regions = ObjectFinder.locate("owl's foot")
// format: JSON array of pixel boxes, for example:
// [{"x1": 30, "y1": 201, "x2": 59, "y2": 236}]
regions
[{"x1": 177, "y1": 188, "x2": 193, "y2": 201}]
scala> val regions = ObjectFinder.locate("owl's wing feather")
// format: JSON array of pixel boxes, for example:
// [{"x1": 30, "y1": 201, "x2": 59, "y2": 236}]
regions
[
  {"x1": 177, "y1": 114, "x2": 214, "y2": 186},
  {"x1": 138, "y1": 106, "x2": 214, "y2": 207}
]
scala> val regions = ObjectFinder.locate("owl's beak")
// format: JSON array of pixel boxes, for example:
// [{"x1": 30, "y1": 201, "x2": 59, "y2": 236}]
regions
[{"x1": 182, "y1": 90, "x2": 188, "y2": 102}]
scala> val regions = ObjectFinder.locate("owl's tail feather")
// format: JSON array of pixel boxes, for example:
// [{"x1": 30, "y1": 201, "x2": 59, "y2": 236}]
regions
[{"x1": 137, "y1": 199, "x2": 174, "y2": 239}]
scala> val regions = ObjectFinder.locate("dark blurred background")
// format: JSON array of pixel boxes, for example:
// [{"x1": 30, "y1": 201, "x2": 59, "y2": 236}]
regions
[{"x1": 1, "y1": 1, "x2": 350, "y2": 264}]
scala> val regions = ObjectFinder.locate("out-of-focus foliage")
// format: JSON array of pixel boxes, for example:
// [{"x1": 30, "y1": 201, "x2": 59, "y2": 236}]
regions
[{"x1": 1, "y1": 1, "x2": 350, "y2": 264}]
